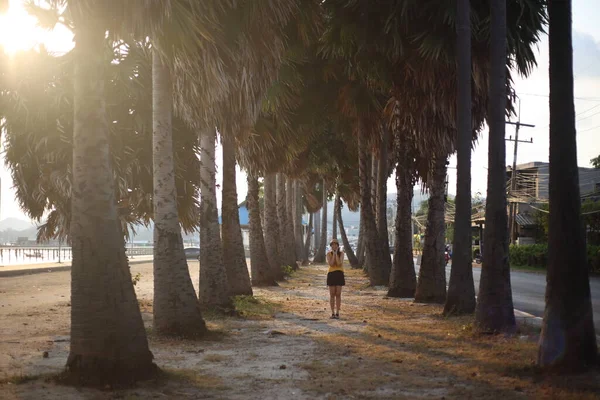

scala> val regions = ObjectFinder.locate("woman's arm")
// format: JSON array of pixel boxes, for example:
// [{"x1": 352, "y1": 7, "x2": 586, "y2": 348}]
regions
[
  {"x1": 326, "y1": 251, "x2": 335, "y2": 266},
  {"x1": 339, "y1": 251, "x2": 345, "y2": 265}
]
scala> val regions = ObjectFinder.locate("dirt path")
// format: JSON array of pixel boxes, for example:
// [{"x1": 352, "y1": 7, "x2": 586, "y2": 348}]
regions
[{"x1": 1, "y1": 262, "x2": 599, "y2": 399}]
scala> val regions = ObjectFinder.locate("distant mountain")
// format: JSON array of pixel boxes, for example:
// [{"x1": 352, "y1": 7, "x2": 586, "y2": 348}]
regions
[{"x1": 0, "y1": 218, "x2": 37, "y2": 232}]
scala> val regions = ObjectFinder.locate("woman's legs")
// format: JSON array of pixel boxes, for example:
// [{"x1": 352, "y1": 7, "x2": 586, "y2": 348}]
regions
[
  {"x1": 329, "y1": 286, "x2": 336, "y2": 315},
  {"x1": 335, "y1": 286, "x2": 342, "y2": 315}
]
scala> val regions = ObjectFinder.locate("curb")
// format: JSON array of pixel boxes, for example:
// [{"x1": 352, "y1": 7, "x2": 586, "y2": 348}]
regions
[{"x1": 0, "y1": 258, "x2": 153, "y2": 278}]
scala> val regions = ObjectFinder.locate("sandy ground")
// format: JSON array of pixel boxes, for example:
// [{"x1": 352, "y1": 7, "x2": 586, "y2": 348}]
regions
[{"x1": 1, "y1": 261, "x2": 600, "y2": 399}]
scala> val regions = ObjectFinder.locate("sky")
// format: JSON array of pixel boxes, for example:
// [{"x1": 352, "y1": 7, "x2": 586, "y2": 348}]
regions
[{"x1": 0, "y1": 0, "x2": 599, "y2": 223}]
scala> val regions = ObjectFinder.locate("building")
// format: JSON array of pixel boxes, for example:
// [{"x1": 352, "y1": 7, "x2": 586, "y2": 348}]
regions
[{"x1": 507, "y1": 161, "x2": 600, "y2": 244}]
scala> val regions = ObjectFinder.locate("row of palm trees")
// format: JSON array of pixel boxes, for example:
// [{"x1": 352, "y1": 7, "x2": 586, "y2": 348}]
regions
[{"x1": 0, "y1": 0, "x2": 596, "y2": 383}]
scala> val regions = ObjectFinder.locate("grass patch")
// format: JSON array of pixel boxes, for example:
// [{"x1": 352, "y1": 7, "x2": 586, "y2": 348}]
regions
[
  {"x1": 281, "y1": 265, "x2": 295, "y2": 277},
  {"x1": 233, "y1": 295, "x2": 281, "y2": 319},
  {"x1": 203, "y1": 353, "x2": 229, "y2": 362},
  {"x1": 161, "y1": 368, "x2": 225, "y2": 390},
  {"x1": 0, "y1": 372, "x2": 54, "y2": 385}
]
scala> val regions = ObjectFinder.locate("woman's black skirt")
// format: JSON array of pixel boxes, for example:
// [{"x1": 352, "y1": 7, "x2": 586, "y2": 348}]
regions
[{"x1": 327, "y1": 270, "x2": 346, "y2": 286}]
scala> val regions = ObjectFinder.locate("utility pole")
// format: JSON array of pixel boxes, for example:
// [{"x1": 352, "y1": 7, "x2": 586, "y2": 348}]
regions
[{"x1": 505, "y1": 99, "x2": 535, "y2": 245}]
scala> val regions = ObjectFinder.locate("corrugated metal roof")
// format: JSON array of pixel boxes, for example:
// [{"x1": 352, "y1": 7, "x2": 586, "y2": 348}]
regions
[{"x1": 515, "y1": 213, "x2": 537, "y2": 227}]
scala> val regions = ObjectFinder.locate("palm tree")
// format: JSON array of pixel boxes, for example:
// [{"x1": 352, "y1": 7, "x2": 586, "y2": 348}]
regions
[
  {"x1": 66, "y1": 8, "x2": 155, "y2": 382},
  {"x1": 151, "y1": 50, "x2": 206, "y2": 336},
  {"x1": 443, "y1": 0, "x2": 476, "y2": 315},
  {"x1": 221, "y1": 133, "x2": 253, "y2": 296},
  {"x1": 246, "y1": 172, "x2": 276, "y2": 286},
  {"x1": 376, "y1": 125, "x2": 392, "y2": 276},
  {"x1": 264, "y1": 173, "x2": 284, "y2": 280},
  {"x1": 337, "y1": 196, "x2": 359, "y2": 268},
  {"x1": 332, "y1": 190, "x2": 339, "y2": 240},
  {"x1": 538, "y1": 0, "x2": 598, "y2": 370},
  {"x1": 199, "y1": 128, "x2": 230, "y2": 308},
  {"x1": 414, "y1": 153, "x2": 448, "y2": 303},
  {"x1": 388, "y1": 128, "x2": 417, "y2": 297},
  {"x1": 287, "y1": 177, "x2": 300, "y2": 268},
  {"x1": 293, "y1": 180, "x2": 307, "y2": 264},
  {"x1": 304, "y1": 212, "x2": 314, "y2": 261},
  {"x1": 277, "y1": 173, "x2": 297, "y2": 267},
  {"x1": 313, "y1": 179, "x2": 328, "y2": 262},
  {"x1": 474, "y1": 0, "x2": 515, "y2": 332}
]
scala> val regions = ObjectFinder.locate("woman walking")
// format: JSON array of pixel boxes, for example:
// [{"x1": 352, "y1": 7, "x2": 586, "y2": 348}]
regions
[{"x1": 326, "y1": 238, "x2": 345, "y2": 319}]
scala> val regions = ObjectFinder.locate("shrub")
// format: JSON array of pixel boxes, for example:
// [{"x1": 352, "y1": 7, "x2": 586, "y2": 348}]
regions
[{"x1": 508, "y1": 244, "x2": 600, "y2": 274}]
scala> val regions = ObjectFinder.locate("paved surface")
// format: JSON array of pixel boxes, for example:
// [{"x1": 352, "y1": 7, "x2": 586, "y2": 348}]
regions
[{"x1": 458, "y1": 265, "x2": 600, "y2": 333}]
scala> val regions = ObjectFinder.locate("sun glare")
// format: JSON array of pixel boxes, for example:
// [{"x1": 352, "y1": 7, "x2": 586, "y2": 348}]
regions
[
  {"x1": 0, "y1": 2, "x2": 73, "y2": 56},
  {"x1": 0, "y1": 8, "x2": 40, "y2": 54}
]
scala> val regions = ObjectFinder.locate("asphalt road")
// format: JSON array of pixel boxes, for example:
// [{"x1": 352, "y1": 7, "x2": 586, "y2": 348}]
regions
[{"x1": 440, "y1": 264, "x2": 600, "y2": 333}]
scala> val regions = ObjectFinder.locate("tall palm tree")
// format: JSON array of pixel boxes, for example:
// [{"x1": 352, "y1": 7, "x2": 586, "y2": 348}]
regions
[
  {"x1": 415, "y1": 153, "x2": 448, "y2": 303},
  {"x1": 199, "y1": 128, "x2": 230, "y2": 308},
  {"x1": 246, "y1": 172, "x2": 276, "y2": 286},
  {"x1": 337, "y1": 197, "x2": 359, "y2": 268},
  {"x1": 264, "y1": 173, "x2": 284, "y2": 280},
  {"x1": 277, "y1": 173, "x2": 297, "y2": 267},
  {"x1": 474, "y1": 0, "x2": 515, "y2": 332},
  {"x1": 376, "y1": 125, "x2": 392, "y2": 277},
  {"x1": 221, "y1": 133, "x2": 253, "y2": 296},
  {"x1": 287, "y1": 177, "x2": 300, "y2": 267},
  {"x1": 66, "y1": 6, "x2": 154, "y2": 382},
  {"x1": 443, "y1": 0, "x2": 476, "y2": 315},
  {"x1": 294, "y1": 180, "x2": 307, "y2": 264},
  {"x1": 332, "y1": 190, "x2": 339, "y2": 240},
  {"x1": 313, "y1": 179, "x2": 328, "y2": 262},
  {"x1": 388, "y1": 127, "x2": 417, "y2": 297},
  {"x1": 151, "y1": 50, "x2": 206, "y2": 336},
  {"x1": 538, "y1": 0, "x2": 598, "y2": 370},
  {"x1": 304, "y1": 212, "x2": 314, "y2": 261}
]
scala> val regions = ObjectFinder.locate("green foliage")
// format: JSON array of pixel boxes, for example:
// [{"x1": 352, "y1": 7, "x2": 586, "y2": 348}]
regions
[
  {"x1": 132, "y1": 272, "x2": 142, "y2": 287},
  {"x1": 509, "y1": 244, "x2": 548, "y2": 268},
  {"x1": 534, "y1": 200, "x2": 600, "y2": 245},
  {"x1": 232, "y1": 295, "x2": 281, "y2": 319},
  {"x1": 591, "y1": 155, "x2": 600, "y2": 169},
  {"x1": 509, "y1": 244, "x2": 600, "y2": 274},
  {"x1": 281, "y1": 265, "x2": 295, "y2": 277}
]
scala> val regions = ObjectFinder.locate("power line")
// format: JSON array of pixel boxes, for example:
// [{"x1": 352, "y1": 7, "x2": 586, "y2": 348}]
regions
[
  {"x1": 519, "y1": 92, "x2": 600, "y2": 102},
  {"x1": 578, "y1": 124, "x2": 600, "y2": 134}
]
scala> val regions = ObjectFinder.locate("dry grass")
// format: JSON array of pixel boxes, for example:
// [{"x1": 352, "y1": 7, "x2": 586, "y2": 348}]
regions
[{"x1": 274, "y1": 265, "x2": 600, "y2": 399}]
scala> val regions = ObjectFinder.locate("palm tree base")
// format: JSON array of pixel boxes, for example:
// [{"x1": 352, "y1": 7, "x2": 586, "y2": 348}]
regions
[
  {"x1": 154, "y1": 321, "x2": 208, "y2": 339},
  {"x1": 387, "y1": 287, "x2": 415, "y2": 298},
  {"x1": 413, "y1": 294, "x2": 446, "y2": 304},
  {"x1": 62, "y1": 354, "x2": 158, "y2": 387}
]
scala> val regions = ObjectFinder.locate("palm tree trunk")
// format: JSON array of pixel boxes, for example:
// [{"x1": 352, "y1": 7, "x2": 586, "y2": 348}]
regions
[
  {"x1": 278, "y1": 173, "x2": 297, "y2": 268},
  {"x1": 264, "y1": 173, "x2": 284, "y2": 280},
  {"x1": 377, "y1": 125, "x2": 392, "y2": 276},
  {"x1": 221, "y1": 133, "x2": 252, "y2": 296},
  {"x1": 66, "y1": 22, "x2": 155, "y2": 382},
  {"x1": 474, "y1": 0, "x2": 515, "y2": 333},
  {"x1": 371, "y1": 152, "x2": 378, "y2": 228},
  {"x1": 294, "y1": 180, "x2": 307, "y2": 264},
  {"x1": 443, "y1": 0, "x2": 476, "y2": 315},
  {"x1": 388, "y1": 151, "x2": 416, "y2": 297},
  {"x1": 356, "y1": 215, "x2": 365, "y2": 268},
  {"x1": 287, "y1": 177, "x2": 300, "y2": 268},
  {"x1": 313, "y1": 179, "x2": 328, "y2": 262},
  {"x1": 538, "y1": 0, "x2": 598, "y2": 370},
  {"x1": 151, "y1": 51, "x2": 206, "y2": 337},
  {"x1": 247, "y1": 172, "x2": 276, "y2": 286},
  {"x1": 314, "y1": 208, "x2": 321, "y2": 253},
  {"x1": 199, "y1": 128, "x2": 231, "y2": 308},
  {"x1": 359, "y1": 126, "x2": 387, "y2": 285},
  {"x1": 332, "y1": 189, "x2": 338, "y2": 241},
  {"x1": 415, "y1": 154, "x2": 448, "y2": 303},
  {"x1": 337, "y1": 197, "x2": 359, "y2": 268},
  {"x1": 304, "y1": 212, "x2": 314, "y2": 263}
]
